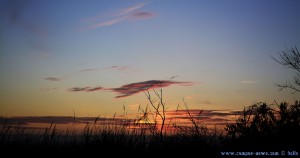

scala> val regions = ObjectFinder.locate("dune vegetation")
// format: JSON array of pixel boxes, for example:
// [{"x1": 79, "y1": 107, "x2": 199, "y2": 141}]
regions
[{"x1": 1, "y1": 92, "x2": 299, "y2": 157}]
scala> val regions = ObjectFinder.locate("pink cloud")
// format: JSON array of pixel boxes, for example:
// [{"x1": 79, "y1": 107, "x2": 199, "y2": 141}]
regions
[
  {"x1": 115, "y1": 2, "x2": 147, "y2": 16},
  {"x1": 110, "y1": 80, "x2": 197, "y2": 98},
  {"x1": 129, "y1": 11, "x2": 157, "y2": 20},
  {"x1": 166, "y1": 109, "x2": 239, "y2": 124},
  {"x1": 67, "y1": 80, "x2": 197, "y2": 97},
  {"x1": 80, "y1": 17, "x2": 127, "y2": 31},
  {"x1": 82, "y1": 2, "x2": 147, "y2": 23},
  {"x1": 80, "y1": 2, "x2": 156, "y2": 31}
]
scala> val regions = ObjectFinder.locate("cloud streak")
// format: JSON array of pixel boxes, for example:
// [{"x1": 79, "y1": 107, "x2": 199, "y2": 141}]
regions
[
  {"x1": 78, "y1": 65, "x2": 133, "y2": 73},
  {"x1": 106, "y1": 65, "x2": 131, "y2": 71},
  {"x1": 67, "y1": 80, "x2": 197, "y2": 98},
  {"x1": 115, "y1": 2, "x2": 147, "y2": 16},
  {"x1": 129, "y1": 11, "x2": 156, "y2": 20},
  {"x1": 110, "y1": 80, "x2": 196, "y2": 98},
  {"x1": 68, "y1": 86, "x2": 103, "y2": 92},
  {"x1": 81, "y1": 17, "x2": 127, "y2": 31},
  {"x1": 0, "y1": 116, "x2": 133, "y2": 125},
  {"x1": 0, "y1": 109, "x2": 240, "y2": 126},
  {"x1": 44, "y1": 77, "x2": 61, "y2": 81},
  {"x1": 78, "y1": 68, "x2": 99, "y2": 72},
  {"x1": 80, "y1": 2, "x2": 156, "y2": 31},
  {"x1": 165, "y1": 109, "x2": 241, "y2": 125}
]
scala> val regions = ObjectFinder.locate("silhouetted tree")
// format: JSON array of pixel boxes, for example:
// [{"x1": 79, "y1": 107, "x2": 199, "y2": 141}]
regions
[{"x1": 272, "y1": 46, "x2": 300, "y2": 93}]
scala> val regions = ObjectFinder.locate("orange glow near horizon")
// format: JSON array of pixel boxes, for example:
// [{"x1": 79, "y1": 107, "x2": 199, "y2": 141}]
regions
[{"x1": 0, "y1": 108, "x2": 239, "y2": 135}]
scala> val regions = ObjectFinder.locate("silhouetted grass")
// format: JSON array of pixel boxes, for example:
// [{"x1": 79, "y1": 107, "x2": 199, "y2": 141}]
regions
[
  {"x1": 0, "y1": 106, "x2": 220, "y2": 157},
  {"x1": 1, "y1": 101, "x2": 299, "y2": 157}
]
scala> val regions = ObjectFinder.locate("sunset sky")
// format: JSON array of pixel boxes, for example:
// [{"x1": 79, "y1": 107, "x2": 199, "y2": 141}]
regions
[{"x1": 1, "y1": 0, "x2": 300, "y2": 118}]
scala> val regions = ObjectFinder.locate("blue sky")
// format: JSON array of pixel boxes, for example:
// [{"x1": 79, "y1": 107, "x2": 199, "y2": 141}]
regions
[{"x1": 0, "y1": 0, "x2": 300, "y2": 117}]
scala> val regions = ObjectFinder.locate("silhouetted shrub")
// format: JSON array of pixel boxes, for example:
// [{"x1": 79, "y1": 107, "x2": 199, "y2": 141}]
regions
[{"x1": 225, "y1": 101, "x2": 300, "y2": 150}]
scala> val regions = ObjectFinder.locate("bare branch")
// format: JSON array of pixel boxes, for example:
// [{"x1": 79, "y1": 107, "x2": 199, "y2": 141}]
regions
[
  {"x1": 275, "y1": 81, "x2": 300, "y2": 94},
  {"x1": 143, "y1": 87, "x2": 167, "y2": 140},
  {"x1": 272, "y1": 46, "x2": 300, "y2": 94}
]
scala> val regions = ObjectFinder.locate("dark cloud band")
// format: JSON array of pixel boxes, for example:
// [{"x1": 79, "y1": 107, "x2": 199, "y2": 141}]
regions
[
  {"x1": 68, "y1": 86, "x2": 103, "y2": 92},
  {"x1": 110, "y1": 80, "x2": 196, "y2": 98},
  {"x1": 68, "y1": 80, "x2": 196, "y2": 98}
]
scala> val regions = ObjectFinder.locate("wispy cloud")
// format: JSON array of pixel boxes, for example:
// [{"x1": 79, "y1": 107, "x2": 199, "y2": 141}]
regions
[
  {"x1": 0, "y1": 116, "x2": 133, "y2": 125},
  {"x1": 169, "y1": 75, "x2": 179, "y2": 80},
  {"x1": 78, "y1": 68, "x2": 99, "y2": 72},
  {"x1": 44, "y1": 65, "x2": 136, "y2": 85},
  {"x1": 129, "y1": 11, "x2": 156, "y2": 20},
  {"x1": 106, "y1": 65, "x2": 131, "y2": 71},
  {"x1": 241, "y1": 80, "x2": 258, "y2": 84},
  {"x1": 68, "y1": 86, "x2": 103, "y2": 92},
  {"x1": 80, "y1": 16, "x2": 127, "y2": 31},
  {"x1": 115, "y1": 2, "x2": 147, "y2": 16},
  {"x1": 78, "y1": 65, "x2": 134, "y2": 73},
  {"x1": 80, "y1": 2, "x2": 156, "y2": 31},
  {"x1": 80, "y1": 2, "x2": 146, "y2": 23},
  {"x1": 110, "y1": 80, "x2": 197, "y2": 98},
  {"x1": 44, "y1": 77, "x2": 61, "y2": 81}
]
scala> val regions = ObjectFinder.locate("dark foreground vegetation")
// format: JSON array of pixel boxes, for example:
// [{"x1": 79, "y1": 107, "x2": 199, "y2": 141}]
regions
[
  {"x1": 1, "y1": 101, "x2": 299, "y2": 157},
  {"x1": 224, "y1": 101, "x2": 300, "y2": 152}
]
